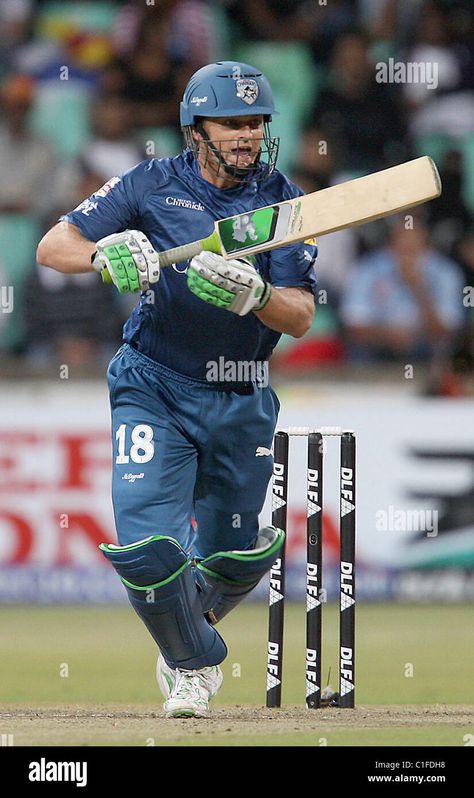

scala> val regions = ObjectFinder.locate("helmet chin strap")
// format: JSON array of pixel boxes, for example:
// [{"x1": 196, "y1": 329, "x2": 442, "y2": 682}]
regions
[{"x1": 195, "y1": 123, "x2": 261, "y2": 181}]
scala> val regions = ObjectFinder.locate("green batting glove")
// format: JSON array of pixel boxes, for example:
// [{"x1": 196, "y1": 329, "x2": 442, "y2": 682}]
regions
[
  {"x1": 187, "y1": 251, "x2": 272, "y2": 316},
  {"x1": 92, "y1": 230, "x2": 160, "y2": 293}
]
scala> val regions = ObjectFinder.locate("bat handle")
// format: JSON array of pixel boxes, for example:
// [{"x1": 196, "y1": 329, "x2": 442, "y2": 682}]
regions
[
  {"x1": 158, "y1": 241, "x2": 204, "y2": 268},
  {"x1": 159, "y1": 231, "x2": 222, "y2": 268},
  {"x1": 100, "y1": 244, "x2": 202, "y2": 284},
  {"x1": 100, "y1": 231, "x2": 222, "y2": 284}
]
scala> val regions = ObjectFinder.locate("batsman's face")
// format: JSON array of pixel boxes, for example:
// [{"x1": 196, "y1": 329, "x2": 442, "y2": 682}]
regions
[{"x1": 197, "y1": 115, "x2": 264, "y2": 169}]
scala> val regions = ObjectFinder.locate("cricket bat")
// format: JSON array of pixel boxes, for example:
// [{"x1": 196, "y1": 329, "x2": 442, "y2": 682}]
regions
[{"x1": 156, "y1": 155, "x2": 441, "y2": 267}]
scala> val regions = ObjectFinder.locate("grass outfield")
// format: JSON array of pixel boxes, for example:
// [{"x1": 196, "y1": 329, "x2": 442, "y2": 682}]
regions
[{"x1": 1, "y1": 602, "x2": 473, "y2": 745}]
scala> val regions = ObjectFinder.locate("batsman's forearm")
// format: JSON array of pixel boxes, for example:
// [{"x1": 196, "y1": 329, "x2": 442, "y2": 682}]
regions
[
  {"x1": 36, "y1": 221, "x2": 96, "y2": 274},
  {"x1": 254, "y1": 286, "x2": 314, "y2": 338}
]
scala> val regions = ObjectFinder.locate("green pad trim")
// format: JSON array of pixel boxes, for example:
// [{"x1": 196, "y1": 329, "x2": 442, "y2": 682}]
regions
[
  {"x1": 196, "y1": 527, "x2": 285, "y2": 585},
  {"x1": 119, "y1": 561, "x2": 190, "y2": 591},
  {"x1": 200, "y1": 528, "x2": 285, "y2": 564},
  {"x1": 99, "y1": 535, "x2": 189, "y2": 591}
]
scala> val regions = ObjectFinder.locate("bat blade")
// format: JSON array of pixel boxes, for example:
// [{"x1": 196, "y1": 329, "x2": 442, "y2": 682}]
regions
[{"x1": 215, "y1": 156, "x2": 441, "y2": 258}]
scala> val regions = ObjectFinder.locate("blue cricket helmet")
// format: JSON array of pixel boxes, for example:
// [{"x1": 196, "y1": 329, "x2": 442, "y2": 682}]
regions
[{"x1": 180, "y1": 61, "x2": 278, "y2": 127}]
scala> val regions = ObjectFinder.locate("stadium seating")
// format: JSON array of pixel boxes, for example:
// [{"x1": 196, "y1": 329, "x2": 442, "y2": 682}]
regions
[
  {"x1": 135, "y1": 127, "x2": 182, "y2": 160},
  {"x1": 29, "y1": 83, "x2": 92, "y2": 158},
  {"x1": 36, "y1": 1, "x2": 117, "y2": 37}
]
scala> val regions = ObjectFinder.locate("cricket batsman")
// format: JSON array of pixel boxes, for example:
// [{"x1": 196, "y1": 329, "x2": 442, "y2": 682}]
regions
[{"x1": 37, "y1": 62, "x2": 317, "y2": 717}]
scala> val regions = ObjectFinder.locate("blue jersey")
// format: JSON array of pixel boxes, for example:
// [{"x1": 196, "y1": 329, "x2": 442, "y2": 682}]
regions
[{"x1": 62, "y1": 150, "x2": 318, "y2": 379}]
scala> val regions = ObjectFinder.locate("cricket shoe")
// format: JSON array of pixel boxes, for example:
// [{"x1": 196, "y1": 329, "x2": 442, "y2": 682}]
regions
[
  {"x1": 163, "y1": 664, "x2": 223, "y2": 718},
  {"x1": 156, "y1": 654, "x2": 177, "y2": 700}
]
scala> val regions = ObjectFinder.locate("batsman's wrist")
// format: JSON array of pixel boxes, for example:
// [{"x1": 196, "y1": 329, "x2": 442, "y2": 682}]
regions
[{"x1": 255, "y1": 281, "x2": 272, "y2": 311}]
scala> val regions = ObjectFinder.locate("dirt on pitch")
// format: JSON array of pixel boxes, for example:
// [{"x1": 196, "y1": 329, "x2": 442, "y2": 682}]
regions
[{"x1": 1, "y1": 704, "x2": 472, "y2": 746}]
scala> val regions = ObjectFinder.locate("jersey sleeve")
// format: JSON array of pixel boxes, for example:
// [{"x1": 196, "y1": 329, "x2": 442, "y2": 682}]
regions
[
  {"x1": 265, "y1": 240, "x2": 318, "y2": 297},
  {"x1": 59, "y1": 159, "x2": 159, "y2": 243}
]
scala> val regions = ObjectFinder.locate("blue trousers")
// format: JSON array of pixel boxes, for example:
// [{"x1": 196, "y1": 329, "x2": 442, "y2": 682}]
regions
[{"x1": 107, "y1": 344, "x2": 279, "y2": 559}]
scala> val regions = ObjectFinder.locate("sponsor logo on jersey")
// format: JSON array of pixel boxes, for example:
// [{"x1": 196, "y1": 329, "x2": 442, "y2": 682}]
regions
[
  {"x1": 165, "y1": 197, "x2": 205, "y2": 211},
  {"x1": 236, "y1": 78, "x2": 259, "y2": 105},
  {"x1": 256, "y1": 446, "x2": 272, "y2": 457},
  {"x1": 122, "y1": 472, "x2": 145, "y2": 483}
]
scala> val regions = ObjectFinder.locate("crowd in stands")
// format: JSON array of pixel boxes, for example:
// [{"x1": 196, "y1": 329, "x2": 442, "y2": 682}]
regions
[{"x1": 0, "y1": 0, "x2": 473, "y2": 394}]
